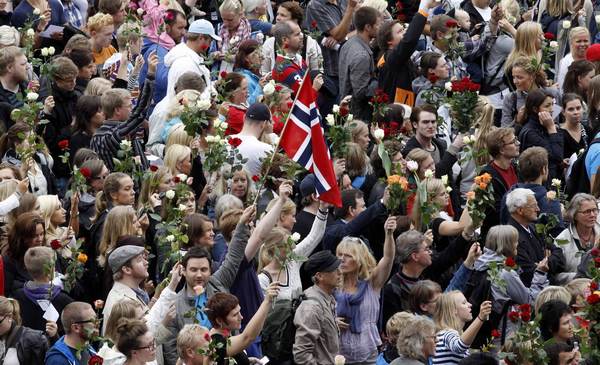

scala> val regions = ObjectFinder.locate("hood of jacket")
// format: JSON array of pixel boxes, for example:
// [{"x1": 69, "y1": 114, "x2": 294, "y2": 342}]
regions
[
  {"x1": 474, "y1": 247, "x2": 504, "y2": 272},
  {"x1": 164, "y1": 43, "x2": 202, "y2": 68},
  {"x1": 411, "y1": 76, "x2": 448, "y2": 94}
]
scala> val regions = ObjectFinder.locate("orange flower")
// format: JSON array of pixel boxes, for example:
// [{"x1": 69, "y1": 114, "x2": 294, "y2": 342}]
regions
[
  {"x1": 474, "y1": 175, "x2": 481, "y2": 185},
  {"x1": 466, "y1": 191, "x2": 475, "y2": 200},
  {"x1": 77, "y1": 253, "x2": 88, "y2": 264},
  {"x1": 480, "y1": 173, "x2": 492, "y2": 184},
  {"x1": 387, "y1": 175, "x2": 402, "y2": 185},
  {"x1": 399, "y1": 176, "x2": 409, "y2": 190},
  {"x1": 478, "y1": 182, "x2": 487, "y2": 190}
]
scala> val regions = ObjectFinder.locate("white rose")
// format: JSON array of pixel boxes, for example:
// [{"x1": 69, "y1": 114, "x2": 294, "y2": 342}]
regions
[
  {"x1": 166, "y1": 235, "x2": 175, "y2": 242},
  {"x1": 220, "y1": 122, "x2": 228, "y2": 130},
  {"x1": 563, "y1": 20, "x2": 571, "y2": 29},
  {"x1": 441, "y1": 175, "x2": 448, "y2": 185},
  {"x1": 332, "y1": 104, "x2": 340, "y2": 113},
  {"x1": 196, "y1": 99, "x2": 211, "y2": 110},
  {"x1": 446, "y1": 186, "x2": 453, "y2": 193},
  {"x1": 263, "y1": 81, "x2": 275, "y2": 96},
  {"x1": 213, "y1": 119, "x2": 222, "y2": 129},
  {"x1": 120, "y1": 140, "x2": 131, "y2": 149},
  {"x1": 290, "y1": 232, "x2": 301, "y2": 242},
  {"x1": 424, "y1": 169, "x2": 434, "y2": 178},
  {"x1": 214, "y1": 135, "x2": 222, "y2": 143},
  {"x1": 334, "y1": 355, "x2": 346, "y2": 365},
  {"x1": 596, "y1": 14, "x2": 600, "y2": 24},
  {"x1": 206, "y1": 135, "x2": 216, "y2": 143},
  {"x1": 445, "y1": 82, "x2": 452, "y2": 92},
  {"x1": 347, "y1": 114, "x2": 353, "y2": 122},
  {"x1": 178, "y1": 204, "x2": 187, "y2": 211},
  {"x1": 230, "y1": 36, "x2": 239, "y2": 45},
  {"x1": 549, "y1": 41, "x2": 559, "y2": 49},
  {"x1": 552, "y1": 178, "x2": 561, "y2": 188},
  {"x1": 26, "y1": 28, "x2": 35, "y2": 37},
  {"x1": 406, "y1": 160, "x2": 418, "y2": 172},
  {"x1": 47, "y1": 46, "x2": 55, "y2": 56},
  {"x1": 26, "y1": 92, "x2": 38, "y2": 101},
  {"x1": 462, "y1": 135, "x2": 472, "y2": 144},
  {"x1": 326, "y1": 114, "x2": 335, "y2": 126},
  {"x1": 137, "y1": 8, "x2": 144, "y2": 16},
  {"x1": 41, "y1": 47, "x2": 49, "y2": 57},
  {"x1": 165, "y1": 190, "x2": 175, "y2": 200},
  {"x1": 177, "y1": 173, "x2": 188, "y2": 181},
  {"x1": 373, "y1": 128, "x2": 385, "y2": 140},
  {"x1": 33, "y1": 7, "x2": 41, "y2": 15}
]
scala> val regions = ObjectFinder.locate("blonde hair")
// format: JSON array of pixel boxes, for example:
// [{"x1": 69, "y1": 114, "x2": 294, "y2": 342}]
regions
[
  {"x1": 346, "y1": 142, "x2": 373, "y2": 177},
  {"x1": 177, "y1": 324, "x2": 211, "y2": 360},
  {"x1": 505, "y1": 21, "x2": 542, "y2": 72},
  {"x1": 84, "y1": 77, "x2": 112, "y2": 96},
  {"x1": 351, "y1": 120, "x2": 369, "y2": 146},
  {"x1": 37, "y1": 195, "x2": 62, "y2": 237},
  {"x1": 219, "y1": 0, "x2": 244, "y2": 14},
  {"x1": 569, "y1": 27, "x2": 590, "y2": 45},
  {"x1": 164, "y1": 144, "x2": 192, "y2": 175},
  {"x1": 564, "y1": 278, "x2": 591, "y2": 304},
  {"x1": 138, "y1": 166, "x2": 172, "y2": 209},
  {"x1": 534, "y1": 286, "x2": 572, "y2": 314},
  {"x1": 257, "y1": 226, "x2": 289, "y2": 271},
  {"x1": 212, "y1": 168, "x2": 256, "y2": 202},
  {"x1": 336, "y1": 237, "x2": 377, "y2": 280},
  {"x1": 0, "y1": 296, "x2": 20, "y2": 325},
  {"x1": 98, "y1": 205, "x2": 138, "y2": 267},
  {"x1": 473, "y1": 97, "x2": 495, "y2": 166},
  {"x1": 406, "y1": 148, "x2": 430, "y2": 178},
  {"x1": 166, "y1": 124, "x2": 193, "y2": 149},
  {"x1": 547, "y1": 0, "x2": 572, "y2": 17},
  {"x1": 500, "y1": 0, "x2": 520, "y2": 25},
  {"x1": 104, "y1": 299, "x2": 143, "y2": 343},
  {"x1": 396, "y1": 315, "x2": 436, "y2": 361},
  {"x1": 87, "y1": 12, "x2": 115, "y2": 33},
  {"x1": 434, "y1": 290, "x2": 466, "y2": 334},
  {"x1": 265, "y1": 197, "x2": 296, "y2": 220},
  {"x1": 0, "y1": 179, "x2": 17, "y2": 201},
  {"x1": 386, "y1": 311, "x2": 414, "y2": 342},
  {"x1": 412, "y1": 178, "x2": 445, "y2": 231}
]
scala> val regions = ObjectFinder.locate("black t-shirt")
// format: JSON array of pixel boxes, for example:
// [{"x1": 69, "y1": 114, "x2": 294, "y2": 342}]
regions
[{"x1": 213, "y1": 333, "x2": 250, "y2": 365}]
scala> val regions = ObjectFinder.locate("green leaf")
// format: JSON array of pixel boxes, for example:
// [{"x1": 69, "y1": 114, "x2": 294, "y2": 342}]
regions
[{"x1": 378, "y1": 143, "x2": 392, "y2": 177}]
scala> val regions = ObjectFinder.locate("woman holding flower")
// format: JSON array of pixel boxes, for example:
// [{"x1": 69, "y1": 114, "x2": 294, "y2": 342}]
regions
[
  {"x1": 335, "y1": 216, "x2": 396, "y2": 364},
  {"x1": 472, "y1": 225, "x2": 549, "y2": 345},
  {"x1": 215, "y1": 0, "x2": 252, "y2": 72},
  {"x1": 37, "y1": 194, "x2": 79, "y2": 258},
  {"x1": 218, "y1": 72, "x2": 249, "y2": 136},
  {"x1": 263, "y1": 83, "x2": 293, "y2": 135},
  {"x1": 412, "y1": 51, "x2": 450, "y2": 107},
  {"x1": 234, "y1": 39, "x2": 265, "y2": 106}
]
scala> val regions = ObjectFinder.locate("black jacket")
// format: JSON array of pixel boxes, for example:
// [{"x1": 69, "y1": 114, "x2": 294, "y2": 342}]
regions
[
  {"x1": 402, "y1": 136, "x2": 458, "y2": 179},
  {"x1": 2, "y1": 323, "x2": 50, "y2": 365},
  {"x1": 508, "y1": 217, "x2": 566, "y2": 286},
  {"x1": 518, "y1": 117, "x2": 564, "y2": 183},
  {"x1": 460, "y1": 0, "x2": 486, "y2": 35},
  {"x1": 378, "y1": 11, "x2": 425, "y2": 106},
  {"x1": 2, "y1": 255, "x2": 30, "y2": 298},
  {"x1": 480, "y1": 161, "x2": 517, "y2": 240},
  {"x1": 12, "y1": 287, "x2": 73, "y2": 334}
]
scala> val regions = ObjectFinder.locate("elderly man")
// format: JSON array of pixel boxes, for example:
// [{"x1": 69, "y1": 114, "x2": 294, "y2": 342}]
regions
[{"x1": 506, "y1": 188, "x2": 565, "y2": 287}]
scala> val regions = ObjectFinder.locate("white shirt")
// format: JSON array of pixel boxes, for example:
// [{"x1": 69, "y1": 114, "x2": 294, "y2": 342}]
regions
[
  {"x1": 231, "y1": 134, "x2": 273, "y2": 176},
  {"x1": 557, "y1": 53, "x2": 574, "y2": 90}
]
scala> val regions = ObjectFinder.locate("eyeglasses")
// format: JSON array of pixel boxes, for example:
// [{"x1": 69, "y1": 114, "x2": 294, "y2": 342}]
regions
[
  {"x1": 578, "y1": 208, "x2": 599, "y2": 215},
  {"x1": 74, "y1": 318, "x2": 99, "y2": 326},
  {"x1": 135, "y1": 339, "x2": 156, "y2": 351},
  {"x1": 502, "y1": 138, "x2": 519, "y2": 146}
]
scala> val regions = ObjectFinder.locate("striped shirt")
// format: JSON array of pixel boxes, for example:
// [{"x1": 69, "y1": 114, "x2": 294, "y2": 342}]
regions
[
  {"x1": 432, "y1": 329, "x2": 469, "y2": 365},
  {"x1": 90, "y1": 76, "x2": 154, "y2": 170}
]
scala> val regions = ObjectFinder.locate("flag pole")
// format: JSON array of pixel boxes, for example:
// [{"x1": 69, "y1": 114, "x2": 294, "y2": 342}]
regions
[{"x1": 251, "y1": 71, "x2": 311, "y2": 206}]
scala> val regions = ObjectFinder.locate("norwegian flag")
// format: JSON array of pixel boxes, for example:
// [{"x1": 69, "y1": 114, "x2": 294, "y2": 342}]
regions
[{"x1": 279, "y1": 74, "x2": 342, "y2": 207}]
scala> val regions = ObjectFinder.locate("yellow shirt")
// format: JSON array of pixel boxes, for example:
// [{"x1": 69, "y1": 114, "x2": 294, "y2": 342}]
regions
[{"x1": 93, "y1": 46, "x2": 117, "y2": 66}]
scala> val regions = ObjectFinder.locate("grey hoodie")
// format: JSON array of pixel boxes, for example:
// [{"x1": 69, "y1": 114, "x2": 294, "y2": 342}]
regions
[{"x1": 412, "y1": 76, "x2": 448, "y2": 107}]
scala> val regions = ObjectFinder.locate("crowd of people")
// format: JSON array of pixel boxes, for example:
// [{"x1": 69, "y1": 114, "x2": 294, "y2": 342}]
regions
[{"x1": 1, "y1": 0, "x2": 600, "y2": 363}]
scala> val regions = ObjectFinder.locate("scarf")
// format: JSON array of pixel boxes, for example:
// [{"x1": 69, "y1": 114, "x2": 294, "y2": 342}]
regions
[
  {"x1": 132, "y1": 287, "x2": 150, "y2": 305},
  {"x1": 218, "y1": 17, "x2": 252, "y2": 52},
  {"x1": 335, "y1": 280, "x2": 369, "y2": 334},
  {"x1": 23, "y1": 281, "x2": 61, "y2": 303}
]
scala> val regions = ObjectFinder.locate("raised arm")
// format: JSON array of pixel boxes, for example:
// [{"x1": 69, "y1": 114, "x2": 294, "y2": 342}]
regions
[
  {"x1": 227, "y1": 282, "x2": 280, "y2": 355},
  {"x1": 293, "y1": 201, "x2": 329, "y2": 257},
  {"x1": 461, "y1": 301, "x2": 492, "y2": 345},
  {"x1": 245, "y1": 182, "x2": 293, "y2": 260},
  {"x1": 369, "y1": 215, "x2": 396, "y2": 290}
]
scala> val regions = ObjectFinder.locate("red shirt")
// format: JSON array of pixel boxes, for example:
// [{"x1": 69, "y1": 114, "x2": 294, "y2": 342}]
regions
[
  {"x1": 491, "y1": 161, "x2": 518, "y2": 189},
  {"x1": 224, "y1": 104, "x2": 247, "y2": 136}
]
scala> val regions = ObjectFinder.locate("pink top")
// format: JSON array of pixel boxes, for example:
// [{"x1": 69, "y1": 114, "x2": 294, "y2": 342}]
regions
[{"x1": 140, "y1": 0, "x2": 176, "y2": 50}]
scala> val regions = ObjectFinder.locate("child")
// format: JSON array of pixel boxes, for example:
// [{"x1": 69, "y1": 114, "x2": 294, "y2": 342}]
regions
[{"x1": 11, "y1": 246, "x2": 73, "y2": 337}]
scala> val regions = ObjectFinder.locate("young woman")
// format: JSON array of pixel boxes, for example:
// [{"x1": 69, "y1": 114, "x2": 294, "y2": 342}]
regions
[
  {"x1": 234, "y1": 39, "x2": 264, "y2": 105},
  {"x1": 37, "y1": 195, "x2": 79, "y2": 258},
  {"x1": 206, "y1": 282, "x2": 280, "y2": 365},
  {"x1": 218, "y1": 72, "x2": 249, "y2": 135},
  {"x1": 70, "y1": 95, "x2": 105, "y2": 154},
  {"x1": 560, "y1": 93, "x2": 589, "y2": 160},
  {"x1": 97, "y1": 205, "x2": 142, "y2": 269},
  {"x1": 3, "y1": 212, "x2": 46, "y2": 297},
  {"x1": 517, "y1": 88, "x2": 564, "y2": 182},
  {"x1": 99, "y1": 299, "x2": 146, "y2": 363},
  {"x1": 183, "y1": 213, "x2": 215, "y2": 250},
  {"x1": 0, "y1": 296, "x2": 51, "y2": 365},
  {"x1": 335, "y1": 216, "x2": 396, "y2": 364},
  {"x1": 562, "y1": 60, "x2": 595, "y2": 101},
  {"x1": 504, "y1": 21, "x2": 543, "y2": 78},
  {"x1": 114, "y1": 319, "x2": 157, "y2": 365},
  {"x1": 432, "y1": 291, "x2": 492, "y2": 364},
  {"x1": 345, "y1": 142, "x2": 377, "y2": 199},
  {"x1": 538, "y1": 300, "x2": 575, "y2": 344},
  {"x1": 413, "y1": 52, "x2": 450, "y2": 107},
  {"x1": 216, "y1": 0, "x2": 252, "y2": 73},
  {"x1": 164, "y1": 144, "x2": 192, "y2": 178}
]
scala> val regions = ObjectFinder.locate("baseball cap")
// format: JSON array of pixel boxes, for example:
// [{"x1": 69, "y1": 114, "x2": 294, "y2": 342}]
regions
[
  {"x1": 108, "y1": 245, "x2": 145, "y2": 273},
  {"x1": 246, "y1": 103, "x2": 271, "y2": 122},
  {"x1": 300, "y1": 174, "x2": 317, "y2": 198},
  {"x1": 304, "y1": 251, "x2": 341, "y2": 276},
  {"x1": 188, "y1": 19, "x2": 221, "y2": 41}
]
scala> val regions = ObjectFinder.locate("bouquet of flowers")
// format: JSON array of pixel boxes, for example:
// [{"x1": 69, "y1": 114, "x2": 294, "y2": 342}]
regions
[
  {"x1": 445, "y1": 77, "x2": 481, "y2": 134},
  {"x1": 325, "y1": 105, "x2": 354, "y2": 159},
  {"x1": 499, "y1": 304, "x2": 548, "y2": 364},
  {"x1": 574, "y1": 249, "x2": 600, "y2": 362},
  {"x1": 12, "y1": 91, "x2": 48, "y2": 166},
  {"x1": 386, "y1": 174, "x2": 411, "y2": 215},
  {"x1": 369, "y1": 88, "x2": 390, "y2": 120},
  {"x1": 179, "y1": 96, "x2": 213, "y2": 137},
  {"x1": 50, "y1": 238, "x2": 87, "y2": 292},
  {"x1": 113, "y1": 140, "x2": 143, "y2": 180},
  {"x1": 465, "y1": 172, "x2": 494, "y2": 229}
]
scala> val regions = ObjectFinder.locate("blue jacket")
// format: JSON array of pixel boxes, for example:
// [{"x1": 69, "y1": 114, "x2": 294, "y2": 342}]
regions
[
  {"x1": 139, "y1": 39, "x2": 170, "y2": 105},
  {"x1": 238, "y1": 68, "x2": 263, "y2": 105},
  {"x1": 45, "y1": 336, "x2": 97, "y2": 365}
]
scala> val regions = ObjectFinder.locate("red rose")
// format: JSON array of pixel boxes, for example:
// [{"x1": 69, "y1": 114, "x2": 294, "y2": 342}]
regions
[
  {"x1": 220, "y1": 71, "x2": 228, "y2": 79},
  {"x1": 252, "y1": 175, "x2": 260, "y2": 182},
  {"x1": 544, "y1": 32, "x2": 555, "y2": 40},
  {"x1": 275, "y1": 84, "x2": 283, "y2": 92},
  {"x1": 504, "y1": 257, "x2": 516, "y2": 268},
  {"x1": 149, "y1": 165, "x2": 158, "y2": 172},
  {"x1": 491, "y1": 329, "x2": 501, "y2": 338},
  {"x1": 339, "y1": 106, "x2": 349, "y2": 117},
  {"x1": 222, "y1": 328, "x2": 230, "y2": 337},
  {"x1": 507, "y1": 311, "x2": 519, "y2": 322},
  {"x1": 50, "y1": 239, "x2": 62, "y2": 250},
  {"x1": 286, "y1": 101, "x2": 293, "y2": 109},
  {"x1": 88, "y1": 355, "x2": 103, "y2": 365},
  {"x1": 587, "y1": 293, "x2": 600, "y2": 305},
  {"x1": 172, "y1": 176, "x2": 181, "y2": 183},
  {"x1": 591, "y1": 281, "x2": 599, "y2": 291},
  {"x1": 58, "y1": 139, "x2": 69, "y2": 150},
  {"x1": 518, "y1": 304, "x2": 531, "y2": 314},
  {"x1": 428, "y1": 74, "x2": 438, "y2": 84},
  {"x1": 228, "y1": 137, "x2": 242, "y2": 148},
  {"x1": 79, "y1": 167, "x2": 92, "y2": 179},
  {"x1": 594, "y1": 257, "x2": 600, "y2": 268},
  {"x1": 445, "y1": 19, "x2": 458, "y2": 28},
  {"x1": 311, "y1": 20, "x2": 317, "y2": 29},
  {"x1": 576, "y1": 316, "x2": 591, "y2": 329},
  {"x1": 203, "y1": 332, "x2": 211, "y2": 341},
  {"x1": 591, "y1": 247, "x2": 600, "y2": 257},
  {"x1": 520, "y1": 311, "x2": 531, "y2": 322}
]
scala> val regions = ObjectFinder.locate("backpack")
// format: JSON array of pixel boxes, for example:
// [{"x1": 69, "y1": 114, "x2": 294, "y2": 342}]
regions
[
  {"x1": 565, "y1": 137, "x2": 600, "y2": 198},
  {"x1": 260, "y1": 295, "x2": 316, "y2": 363}
]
